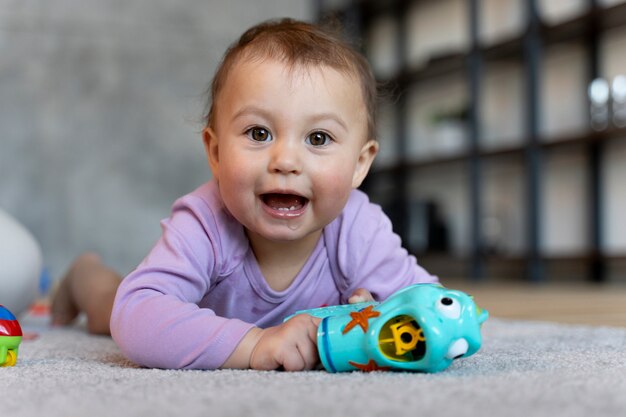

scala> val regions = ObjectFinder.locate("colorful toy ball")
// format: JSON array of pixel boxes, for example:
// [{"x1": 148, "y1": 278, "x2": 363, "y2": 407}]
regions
[{"x1": 0, "y1": 305, "x2": 23, "y2": 367}]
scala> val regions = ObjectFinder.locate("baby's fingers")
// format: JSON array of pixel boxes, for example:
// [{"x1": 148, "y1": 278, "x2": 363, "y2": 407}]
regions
[
  {"x1": 349, "y1": 288, "x2": 375, "y2": 304},
  {"x1": 299, "y1": 326, "x2": 321, "y2": 370},
  {"x1": 283, "y1": 315, "x2": 320, "y2": 371},
  {"x1": 250, "y1": 348, "x2": 281, "y2": 371},
  {"x1": 282, "y1": 349, "x2": 309, "y2": 371}
]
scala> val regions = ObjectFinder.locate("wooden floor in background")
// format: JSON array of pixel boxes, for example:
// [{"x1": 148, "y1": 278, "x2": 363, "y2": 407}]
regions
[{"x1": 446, "y1": 280, "x2": 626, "y2": 328}]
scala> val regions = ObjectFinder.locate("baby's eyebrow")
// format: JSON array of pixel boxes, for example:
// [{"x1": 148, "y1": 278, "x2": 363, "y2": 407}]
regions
[
  {"x1": 231, "y1": 105, "x2": 272, "y2": 122},
  {"x1": 307, "y1": 113, "x2": 348, "y2": 132},
  {"x1": 232, "y1": 106, "x2": 349, "y2": 132}
]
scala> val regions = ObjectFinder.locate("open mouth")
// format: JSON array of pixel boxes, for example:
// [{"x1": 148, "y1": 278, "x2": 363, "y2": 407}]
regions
[
  {"x1": 261, "y1": 193, "x2": 308, "y2": 213},
  {"x1": 378, "y1": 315, "x2": 427, "y2": 362},
  {"x1": 378, "y1": 315, "x2": 470, "y2": 363}
]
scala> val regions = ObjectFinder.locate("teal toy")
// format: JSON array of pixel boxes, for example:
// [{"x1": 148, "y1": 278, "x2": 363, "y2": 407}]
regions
[
  {"x1": 287, "y1": 284, "x2": 488, "y2": 373},
  {"x1": 0, "y1": 305, "x2": 23, "y2": 367}
]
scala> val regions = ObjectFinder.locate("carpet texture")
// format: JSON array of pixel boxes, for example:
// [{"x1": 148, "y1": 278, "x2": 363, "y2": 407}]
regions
[{"x1": 3, "y1": 318, "x2": 626, "y2": 417}]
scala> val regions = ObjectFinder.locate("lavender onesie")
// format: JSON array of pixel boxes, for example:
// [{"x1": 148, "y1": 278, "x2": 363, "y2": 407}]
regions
[{"x1": 110, "y1": 180, "x2": 438, "y2": 369}]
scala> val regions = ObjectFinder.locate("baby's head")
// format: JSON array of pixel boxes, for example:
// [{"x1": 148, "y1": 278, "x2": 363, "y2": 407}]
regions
[
  {"x1": 202, "y1": 19, "x2": 380, "y2": 246},
  {"x1": 205, "y1": 18, "x2": 378, "y2": 142}
]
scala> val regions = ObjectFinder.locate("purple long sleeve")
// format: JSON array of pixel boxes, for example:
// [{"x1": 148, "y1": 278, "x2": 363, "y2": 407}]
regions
[
  {"x1": 110, "y1": 180, "x2": 437, "y2": 370},
  {"x1": 110, "y1": 187, "x2": 256, "y2": 369}
]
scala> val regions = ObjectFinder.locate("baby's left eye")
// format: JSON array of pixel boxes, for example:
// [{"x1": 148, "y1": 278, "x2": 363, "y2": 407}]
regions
[
  {"x1": 246, "y1": 127, "x2": 272, "y2": 142},
  {"x1": 306, "y1": 131, "x2": 331, "y2": 146}
]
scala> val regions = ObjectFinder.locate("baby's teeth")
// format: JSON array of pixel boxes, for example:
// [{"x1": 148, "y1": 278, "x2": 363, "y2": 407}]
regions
[{"x1": 277, "y1": 206, "x2": 298, "y2": 211}]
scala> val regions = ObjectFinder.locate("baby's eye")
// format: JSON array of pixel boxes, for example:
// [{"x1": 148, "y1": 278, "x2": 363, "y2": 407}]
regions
[
  {"x1": 246, "y1": 127, "x2": 272, "y2": 142},
  {"x1": 306, "y1": 131, "x2": 332, "y2": 147}
]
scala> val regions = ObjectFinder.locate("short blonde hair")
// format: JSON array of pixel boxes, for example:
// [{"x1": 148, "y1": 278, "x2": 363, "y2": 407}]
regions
[{"x1": 205, "y1": 18, "x2": 378, "y2": 141}]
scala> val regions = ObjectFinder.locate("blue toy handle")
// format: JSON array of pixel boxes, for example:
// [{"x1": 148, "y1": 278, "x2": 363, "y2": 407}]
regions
[{"x1": 284, "y1": 301, "x2": 378, "y2": 321}]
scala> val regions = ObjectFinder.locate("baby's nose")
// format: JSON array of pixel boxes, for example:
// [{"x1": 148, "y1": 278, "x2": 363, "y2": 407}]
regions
[{"x1": 269, "y1": 140, "x2": 302, "y2": 174}]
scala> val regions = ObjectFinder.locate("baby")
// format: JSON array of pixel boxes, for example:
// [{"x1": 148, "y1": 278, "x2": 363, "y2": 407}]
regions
[{"x1": 51, "y1": 18, "x2": 438, "y2": 371}]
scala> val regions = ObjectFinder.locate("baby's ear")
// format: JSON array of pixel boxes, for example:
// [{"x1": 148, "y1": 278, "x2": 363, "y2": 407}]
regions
[
  {"x1": 202, "y1": 127, "x2": 220, "y2": 178},
  {"x1": 352, "y1": 140, "x2": 379, "y2": 188}
]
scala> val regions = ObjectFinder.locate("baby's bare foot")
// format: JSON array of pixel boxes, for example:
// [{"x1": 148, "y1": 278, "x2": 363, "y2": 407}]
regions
[
  {"x1": 50, "y1": 253, "x2": 101, "y2": 326},
  {"x1": 50, "y1": 275, "x2": 79, "y2": 326},
  {"x1": 49, "y1": 253, "x2": 120, "y2": 334}
]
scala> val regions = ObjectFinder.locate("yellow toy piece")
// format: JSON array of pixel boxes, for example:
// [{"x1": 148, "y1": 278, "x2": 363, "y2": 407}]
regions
[
  {"x1": 1, "y1": 349, "x2": 18, "y2": 367},
  {"x1": 390, "y1": 318, "x2": 425, "y2": 355},
  {"x1": 378, "y1": 315, "x2": 426, "y2": 361}
]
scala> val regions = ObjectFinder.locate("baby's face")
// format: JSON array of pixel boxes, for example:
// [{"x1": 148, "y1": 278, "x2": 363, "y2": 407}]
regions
[{"x1": 204, "y1": 58, "x2": 377, "y2": 245}]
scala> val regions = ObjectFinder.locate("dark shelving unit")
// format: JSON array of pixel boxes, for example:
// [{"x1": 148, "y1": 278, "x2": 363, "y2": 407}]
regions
[{"x1": 316, "y1": 0, "x2": 626, "y2": 282}]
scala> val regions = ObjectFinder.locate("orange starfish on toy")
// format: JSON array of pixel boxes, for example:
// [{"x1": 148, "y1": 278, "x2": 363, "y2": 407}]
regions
[
  {"x1": 349, "y1": 359, "x2": 391, "y2": 372},
  {"x1": 342, "y1": 305, "x2": 380, "y2": 334}
]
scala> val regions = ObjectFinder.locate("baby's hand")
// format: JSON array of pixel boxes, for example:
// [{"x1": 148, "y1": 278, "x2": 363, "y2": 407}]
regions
[
  {"x1": 249, "y1": 314, "x2": 321, "y2": 371},
  {"x1": 348, "y1": 288, "x2": 375, "y2": 304}
]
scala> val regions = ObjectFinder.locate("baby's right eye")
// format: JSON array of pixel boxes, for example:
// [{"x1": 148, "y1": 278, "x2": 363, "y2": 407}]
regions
[{"x1": 246, "y1": 127, "x2": 272, "y2": 142}]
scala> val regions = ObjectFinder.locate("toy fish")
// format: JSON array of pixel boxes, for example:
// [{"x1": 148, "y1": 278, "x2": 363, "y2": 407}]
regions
[
  {"x1": 0, "y1": 305, "x2": 23, "y2": 367},
  {"x1": 286, "y1": 283, "x2": 488, "y2": 373}
]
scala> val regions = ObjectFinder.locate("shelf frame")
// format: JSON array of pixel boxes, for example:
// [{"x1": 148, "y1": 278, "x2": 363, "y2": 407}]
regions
[{"x1": 316, "y1": 0, "x2": 626, "y2": 282}]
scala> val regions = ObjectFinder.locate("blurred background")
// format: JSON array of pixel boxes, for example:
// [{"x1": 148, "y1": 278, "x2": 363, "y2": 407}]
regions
[
  {"x1": 0, "y1": 0, "x2": 312, "y2": 279},
  {"x1": 2, "y1": 0, "x2": 626, "y2": 296},
  {"x1": 321, "y1": 0, "x2": 626, "y2": 286}
]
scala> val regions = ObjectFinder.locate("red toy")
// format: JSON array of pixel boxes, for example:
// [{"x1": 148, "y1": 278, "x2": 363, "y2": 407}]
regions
[{"x1": 0, "y1": 305, "x2": 23, "y2": 367}]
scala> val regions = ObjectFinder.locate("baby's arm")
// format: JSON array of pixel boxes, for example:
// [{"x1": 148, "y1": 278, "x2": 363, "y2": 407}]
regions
[
  {"x1": 223, "y1": 314, "x2": 321, "y2": 371},
  {"x1": 222, "y1": 289, "x2": 370, "y2": 371},
  {"x1": 110, "y1": 193, "x2": 259, "y2": 370}
]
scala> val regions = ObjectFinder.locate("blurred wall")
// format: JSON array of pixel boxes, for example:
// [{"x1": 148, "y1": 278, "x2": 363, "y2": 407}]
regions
[{"x1": 0, "y1": 1, "x2": 313, "y2": 279}]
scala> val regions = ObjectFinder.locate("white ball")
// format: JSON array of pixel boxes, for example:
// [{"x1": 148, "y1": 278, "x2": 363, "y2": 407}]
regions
[{"x1": 0, "y1": 208, "x2": 42, "y2": 316}]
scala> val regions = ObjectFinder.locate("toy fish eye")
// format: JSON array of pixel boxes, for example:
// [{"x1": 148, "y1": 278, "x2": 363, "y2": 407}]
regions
[{"x1": 436, "y1": 296, "x2": 461, "y2": 319}]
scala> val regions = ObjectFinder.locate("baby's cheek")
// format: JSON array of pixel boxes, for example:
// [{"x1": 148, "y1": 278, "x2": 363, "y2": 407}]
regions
[
  {"x1": 218, "y1": 166, "x2": 257, "y2": 211},
  {"x1": 315, "y1": 175, "x2": 353, "y2": 216},
  {"x1": 222, "y1": 162, "x2": 257, "y2": 190}
]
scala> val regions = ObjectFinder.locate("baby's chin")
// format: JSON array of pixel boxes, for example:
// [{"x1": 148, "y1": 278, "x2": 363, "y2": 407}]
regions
[{"x1": 244, "y1": 224, "x2": 323, "y2": 245}]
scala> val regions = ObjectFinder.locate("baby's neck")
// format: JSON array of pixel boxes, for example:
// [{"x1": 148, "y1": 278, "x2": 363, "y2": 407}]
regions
[{"x1": 246, "y1": 229, "x2": 322, "y2": 292}]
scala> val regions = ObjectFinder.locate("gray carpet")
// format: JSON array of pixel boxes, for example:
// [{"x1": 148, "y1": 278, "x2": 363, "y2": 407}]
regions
[{"x1": 3, "y1": 318, "x2": 626, "y2": 417}]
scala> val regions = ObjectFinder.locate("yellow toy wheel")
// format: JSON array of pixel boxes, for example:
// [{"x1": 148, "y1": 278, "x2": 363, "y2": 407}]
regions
[{"x1": 1, "y1": 350, "x2": 17, "y2": 367}]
